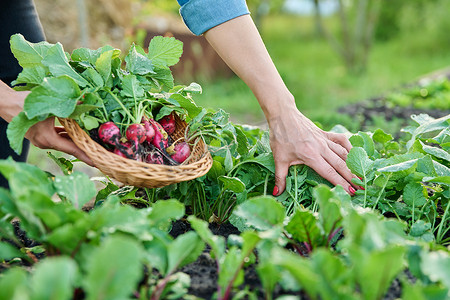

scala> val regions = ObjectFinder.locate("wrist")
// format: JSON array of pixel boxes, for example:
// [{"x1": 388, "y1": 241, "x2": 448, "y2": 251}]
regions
[{"x1": 258, "y1": 90, "x2": 297, "y2": 123}]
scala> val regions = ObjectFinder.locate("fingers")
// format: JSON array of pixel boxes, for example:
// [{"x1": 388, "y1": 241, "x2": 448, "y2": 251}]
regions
[
  {"x1": 327, "y1": 132, "x2": 352, "y2": 152},
  {"x1": 321, "y1": 148, "x2": 360, "y2": 191},
  {"x1": 326, "y1": 140, "x2": 349, "y2": 161},
  {"x1": 273, "y1": 161, "x2": 289, "y2": 196},
  {"x1": 51, "y1": 135, "x2": 95, "y2": 167},
  {"x1": 308, "y1": 156, "x2": 356, "y2": 195}
]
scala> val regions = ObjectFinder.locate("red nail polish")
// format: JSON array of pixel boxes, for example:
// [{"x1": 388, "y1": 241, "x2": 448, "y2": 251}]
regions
[
  {"x1": 349, "y1": 186, "x2": 356, "y2": 195},
  {"x1": 272, "y1": 186, "x2": 279, "y2": 196},
  {"x1": 360, "y1": 186, "x2": 365, "y2": 190}
]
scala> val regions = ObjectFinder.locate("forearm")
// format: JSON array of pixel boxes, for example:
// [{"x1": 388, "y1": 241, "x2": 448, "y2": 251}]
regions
[
  {"x1": 203, "y1": 15, "x2": 296, "y2": 122},
  {"x1": 0, "y1": 80, "x2": 25, "y2": 123}
]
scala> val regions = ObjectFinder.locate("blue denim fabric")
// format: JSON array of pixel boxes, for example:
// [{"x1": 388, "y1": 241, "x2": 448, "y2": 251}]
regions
[{"x1": 176, "y1": 0, "x2": 250, "y2": 35}]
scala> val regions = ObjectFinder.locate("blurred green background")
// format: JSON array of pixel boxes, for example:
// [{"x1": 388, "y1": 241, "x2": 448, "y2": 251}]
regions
[
  {"x1": 29, "y1": 0, "x2": 450, "y2": 171},
  {"x1": 192, "y1": 0, "x2": 450, "y2": 126}
]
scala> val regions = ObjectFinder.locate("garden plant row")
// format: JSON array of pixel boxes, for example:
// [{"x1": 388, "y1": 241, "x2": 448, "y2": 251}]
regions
[{"x1": 0, "y1": 35, "x2": 449, "y2": 299}]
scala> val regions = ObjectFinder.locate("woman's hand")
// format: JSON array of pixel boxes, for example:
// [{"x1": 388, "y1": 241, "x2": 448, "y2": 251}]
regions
[
  {"x1": 0, "y1": 81, "x2": 94, "y2": 166},
  {"x1": 25, "y1": 117, "x2": 94, "y2": 166},
  {"x1": 268, "y1": 105, "x2": 358, "y2": 196}
]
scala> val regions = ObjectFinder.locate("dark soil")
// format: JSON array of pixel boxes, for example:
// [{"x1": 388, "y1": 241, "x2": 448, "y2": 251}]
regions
[
  {"x1": 338, "y1": 96, "x2": 449, "y2": 133},
  {"x1": 338, "y1": 69, "x2": 450, "y2": 136}
]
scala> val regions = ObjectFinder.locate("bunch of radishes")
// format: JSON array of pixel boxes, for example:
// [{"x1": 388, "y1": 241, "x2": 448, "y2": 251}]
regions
[{"x1": 95, "y1": 113, "x2": 191, "y2": 165}]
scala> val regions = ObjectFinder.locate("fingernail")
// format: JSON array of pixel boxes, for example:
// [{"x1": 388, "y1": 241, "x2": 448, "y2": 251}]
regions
[
  {"x1": 349, "y1": 186, "x2": 356, "y2": 195},
  {"x1": 360, "y1": 186, "x2": 365, "y2": 190},
  {"x1": 358, "y1": 176, "x2": 363, "y2": 180},
  {"x1": 272, "y1": 185, "x2": 279, "y2": 196}
]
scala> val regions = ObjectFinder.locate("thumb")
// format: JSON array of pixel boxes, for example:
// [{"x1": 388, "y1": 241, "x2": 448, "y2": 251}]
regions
[{"x1": 273, "y1": 161, "x2": 289, "y2": 196}]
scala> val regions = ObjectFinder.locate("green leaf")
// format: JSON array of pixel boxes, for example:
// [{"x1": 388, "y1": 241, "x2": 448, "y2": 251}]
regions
[
  {"x1": 148, "y1": 199, "x2": 185, "y2": 231},
  {"x1": 407, "y1": 114, "x2": 450, "y2": 150},
  {"x1": 350, "y1": 245, "x2": 406, "y2": 300},
  {"x1": 46, "y1": 220, "x2": 91, "y2": 254},
  {"x1": 423, "y1": 176, "x2": 450, "y2": 185},
  {"x1": 78, "y1": 114, "x2": 100, "y2": 130},
  {"x1": 378, "y1": 158, "x2": 419, "y2": 173},
  {"x1": 54, "y1": 172, "x2": 97, "y2": 209},
  {"x1": 218, "y1": 176, "x2": 246, "y2": 193},
  {"x1": 309, "y1": 249, "x2": 355, "y2": 300},
  {"x1": 346, "y1": 147, "x2": 373, "y2": 178},
  {"x1": 410, "y1": 221, "x2": 432, "y2": 238},
  {"x1": 42, "y1": 43, "x2": 89, "y2": 87},
  {"x1": 421, "y1": 143, "x2": 450, "y2": 162},
  {"x1": 272, "y1": 248, "x2": 320, "y2": 297},
  {"x1": 83, "y1": 235, "x2": 143, "y2": 300},
  {"x1": 81, "y1": 68, "x2": 104, "y2": 87},
  {"x1": 12, "y1": 66, "x2": 47, "y2": 86},
  {"x1": 69, "y1": 104, "x2": 101, "y2": 119},
  {"x1": 420, "y1": 251, "x2": 450, "y2": 289},
  {"x1": 167, "y1": 232, "x2": 204, "y2": 274},
  {"x1": 403, "y1": 182, "x2": 427, "y2": 207},
  {"x1": 147, "y1": 36, "x2": 183, "y2": 67},
  {"x1": 169, "y1": 93, "x2": 202, "y2": 118},
  {"x1": 183, "y1": 82, "x2": 202, "y2": 94},
  {"x1": 401, "y1": 281, "x2": 449, "y2": 300},
  {"x1": 314, "y1": 185, "x2": 343, "y2": 235},
  {"x1": 95, "y1": 49, "x2": 115, "y2": 85},
  {"x1": 350, "y1": 132, "x2": 375, "y2": 156},
  {"x1": 0, "y1": 267, "x2": 29, "y2": 300},
  {"x1": 372, "y1": 128, "x2": 393, "y2": 144},
  {"x1": 0, "y1": 159, "x2": 54, "y2": 198},
  {"x1": 125, "y1": 44, "x2": 155, "y2": 75},
  {"x1": 433, "y1": 160, "x2": 450, "y2": 177},
  {"x1": 218, "y1": 247, "x2": 244, "y2": 291},
  {"x1": 235, "y1": 126, "x2": 250, "y2": 156},
  {"x1": 232, "y1": 196, "x2": 285, "y2": 231},
  {"x1": 24, "y1": 76, "x2": 81, "y2": 119},
  {"x1": 10, "y1": 33, "x2": 52, "y2": 68},
  {"x1": 121, "y1": 74, "x2": 145, "y2": 99},
  {"x1": 0, "y1": 242, "x2": 25, "y2": 260},
  {"x1": 150, "y1": 64, "x2": 174, "y2": 89},
  {"x1": 71, "y1": 45, "x2": 116, "y2": 65},
  {"x1": 31, "y1": 257, "x2": 78, "y2": 300},
  {"x1": 224, "y1": 148, "x2": 233, "y2": 172},
  {"x1": 6, "y1": 112, "x2": 40, "y2": 155},
  {"x1": 286, "y1": 209, "x2": 322, "y2": 248},
  {"x1": 207, "y1": 160, "x2": 226, "y2": 182}
]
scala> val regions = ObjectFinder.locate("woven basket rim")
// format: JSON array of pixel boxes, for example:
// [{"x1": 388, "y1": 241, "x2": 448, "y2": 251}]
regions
[{"x1": 58, "y1": 117, "x2": 213, "y2": 187}]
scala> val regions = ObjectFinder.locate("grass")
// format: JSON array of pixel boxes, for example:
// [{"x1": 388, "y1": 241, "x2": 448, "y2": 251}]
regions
[{"x1": 188, "y1": 14, "x2": 450, "y2": 128}]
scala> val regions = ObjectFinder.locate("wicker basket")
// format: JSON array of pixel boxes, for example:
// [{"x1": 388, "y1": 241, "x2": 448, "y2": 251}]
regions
[{"x1": 58, "y1": 116, "x2": 213, "y2": 188}]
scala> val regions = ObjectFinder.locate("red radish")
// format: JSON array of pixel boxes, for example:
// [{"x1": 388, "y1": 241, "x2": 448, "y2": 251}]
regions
[
  {"x1": 126, "y1": 123, "x2": 146, "y2": 149},
  {"x1": 113, "y1": 141, "x2": 135, "y2": 159},
  {"x1": 142, "y1": 119, "x2": 155, "y2": 143},
  {"x1": 170, "y1": 142, "x2": 191, "y2": 163},
  {"x1": 150, "y1": 120, "x2": 168, "y2": 150},
  {"x1": 146, "y1": 152, "x2": 164, "y2": 165},
  {"x1": 113, "y1": 147, "x2": 127, "y2": 158},
  {"x1": 158, "y1": 113, "x2": 176, "y2": 135},
  {"x1": 98, "y1": 122, "x2": 121, "y2": 146}
]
